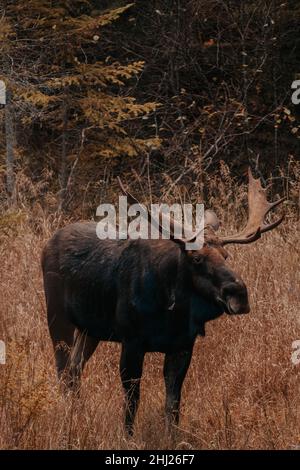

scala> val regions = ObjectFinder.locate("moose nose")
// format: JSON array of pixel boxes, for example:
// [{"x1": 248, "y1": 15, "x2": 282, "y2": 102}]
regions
[
  {"x1": 242, "y1": 303, "x2": 250, "y2": 314},
  {"x1": 227, "y1": 298, "x2": 250, "y2": 315},
  {"x1": 220, "y1": 279, "x2": 250, "y2": 315}
]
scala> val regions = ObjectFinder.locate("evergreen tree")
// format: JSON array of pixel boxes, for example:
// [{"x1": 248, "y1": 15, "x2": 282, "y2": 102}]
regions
[{"x1": 0, "y1": 1, "x2": 160, "y2": 207}]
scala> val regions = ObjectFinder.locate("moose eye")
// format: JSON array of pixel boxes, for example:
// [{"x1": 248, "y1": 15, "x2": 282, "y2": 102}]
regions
[{"x1": 192, "y1": 255, "x2": 203, "y2": 265}]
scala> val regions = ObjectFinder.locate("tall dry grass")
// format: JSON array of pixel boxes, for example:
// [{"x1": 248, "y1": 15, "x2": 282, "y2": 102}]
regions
[{"x1": 0, "y1": 169, "x2": 299, "y2": 450}]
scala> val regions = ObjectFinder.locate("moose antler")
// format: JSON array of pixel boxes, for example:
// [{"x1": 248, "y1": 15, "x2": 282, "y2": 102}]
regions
[
  {"x1": 117, "y1": 177, "x2": 140, "y2": 206},
  {"x1": 117, "y1": 177, "x2": 203, "y2": 245},
  {"x1": 220, "y1": 168, "x2": 285, "y2": 246}
]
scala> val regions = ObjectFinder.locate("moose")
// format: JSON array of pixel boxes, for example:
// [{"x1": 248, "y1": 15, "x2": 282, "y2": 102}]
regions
[{"x1": 42, "y1": 169, "x2": 284, "y2": 434}]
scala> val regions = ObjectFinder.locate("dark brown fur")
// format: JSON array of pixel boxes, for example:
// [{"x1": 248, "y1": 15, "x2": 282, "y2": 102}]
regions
[{"x1": 42, "y1": 221, "x2": 249, "y2": 433}]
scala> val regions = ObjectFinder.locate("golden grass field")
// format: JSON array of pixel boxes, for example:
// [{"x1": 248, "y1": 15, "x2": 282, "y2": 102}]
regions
[
  {"x1": 0, "y1": 217, "x2": 299, "y2": 450},
  {"x1": 0, "y1": 168, "x2": 299, "y2": 449}
]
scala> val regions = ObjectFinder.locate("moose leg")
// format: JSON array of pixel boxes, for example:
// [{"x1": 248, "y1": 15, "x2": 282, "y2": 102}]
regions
[
  {"x1": 45, "y1": 272, "x2": 99, "y2": 390},
  {"x1": 45, "y1": 272, "x2": 75, "y2": 383},
  {"x1": 119, "y1": 341, "x2": 145, "y2": 435},
  {"x1": 68, "y1": 329, "x2": 100, "y2": 392},
  {"x1": 163, "y1": 348, "x2": 193, "y2": 427}
]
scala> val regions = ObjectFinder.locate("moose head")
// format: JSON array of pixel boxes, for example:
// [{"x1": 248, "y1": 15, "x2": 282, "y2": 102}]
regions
[{"x1": 119, "y1": 168, "x2": 285, "y2": 317}]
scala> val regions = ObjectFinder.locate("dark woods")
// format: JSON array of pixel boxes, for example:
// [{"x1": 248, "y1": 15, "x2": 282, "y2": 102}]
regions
[{"x1": 0, "y1": 1, "x2": 299, "y2": 215}]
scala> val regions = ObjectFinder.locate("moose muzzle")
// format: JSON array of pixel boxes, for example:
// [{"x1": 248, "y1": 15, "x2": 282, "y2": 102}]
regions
[{"x1": 218, "y1": 281, "x2": 250, "y2": 315}]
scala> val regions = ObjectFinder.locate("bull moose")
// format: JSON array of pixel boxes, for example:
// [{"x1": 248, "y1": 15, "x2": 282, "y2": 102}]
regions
[{"x1": 42, "y1": 169, "x2": 284, "y2": 434}]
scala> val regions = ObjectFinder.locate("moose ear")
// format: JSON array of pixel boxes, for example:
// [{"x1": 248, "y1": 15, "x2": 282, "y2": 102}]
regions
[{"x1": 204, "y1": 210, "x2": 220, "y2": 231}]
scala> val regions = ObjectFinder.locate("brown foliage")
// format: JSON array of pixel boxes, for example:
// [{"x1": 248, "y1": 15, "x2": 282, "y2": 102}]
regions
[{"x1": 0, "y1": 171, "x2": 299, "y2": 449}]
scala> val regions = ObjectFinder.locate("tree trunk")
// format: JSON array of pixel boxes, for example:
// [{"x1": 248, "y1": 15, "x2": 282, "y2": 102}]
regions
[
  {"x1": 58, "y1": 102, "x2": 68, "y2": 211},
  {"x1": 5, "y1": 89, "x2": 15, "y2": 203}
]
